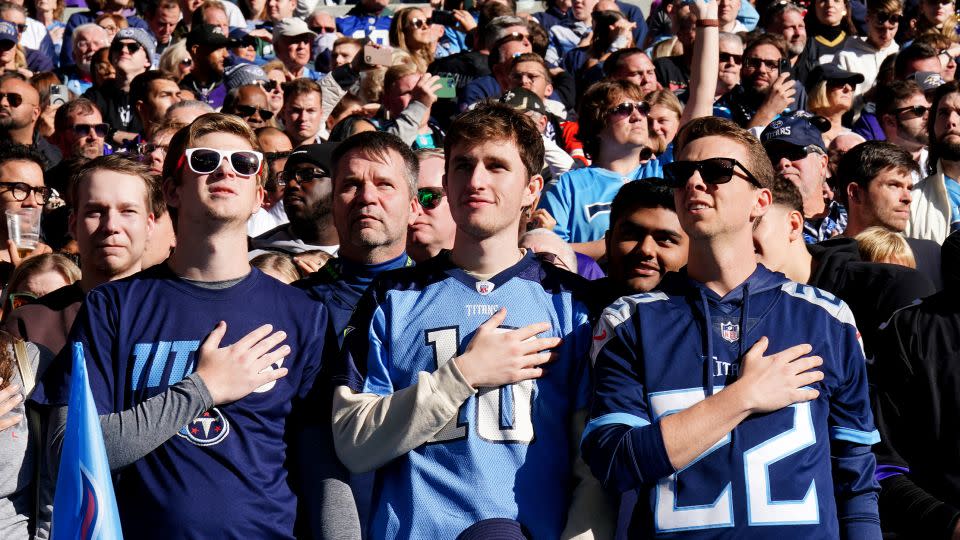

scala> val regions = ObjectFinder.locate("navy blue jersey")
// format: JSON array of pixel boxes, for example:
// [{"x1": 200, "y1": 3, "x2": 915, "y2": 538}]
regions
[
  {"x1": 336, "y1": 252, "x2": 592, "y2": 538},
  {"x1": 582, "y1": 266, "x2": 881, "y2": 538},
  {"x1": 33, "y1": 265, "x2": 335, "y2": 539}
]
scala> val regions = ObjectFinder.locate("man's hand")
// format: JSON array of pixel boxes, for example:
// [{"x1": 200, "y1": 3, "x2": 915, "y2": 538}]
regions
[
  {"x1": 732, "y1": 337, "x2": 823, "y2": 414},
  {"x1": 0, "y1": 380, "x2": 23, "y2": 432},
  {"x1": 7, "y1": 240, "x2": 53, "y2": 267},
  {"x1": 454, "y1": 308, "x2": 559, "y2": 388},
  {"x1": 411, "y1": 73, "x2": 442, "y2": 108},
  {"x1": 195, "y1": 322, "x2": 290, "y2": 405}
]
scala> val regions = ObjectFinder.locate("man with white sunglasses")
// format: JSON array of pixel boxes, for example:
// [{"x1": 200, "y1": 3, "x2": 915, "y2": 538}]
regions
[{"x1": 33, "y1": 113, "x2": 360, "y2": 538}]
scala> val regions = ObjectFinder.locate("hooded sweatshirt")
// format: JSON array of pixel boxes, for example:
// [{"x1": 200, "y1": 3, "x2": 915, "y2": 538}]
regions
[{"x1": 582, "y1": 264, "x2": 881, "y2": 539}]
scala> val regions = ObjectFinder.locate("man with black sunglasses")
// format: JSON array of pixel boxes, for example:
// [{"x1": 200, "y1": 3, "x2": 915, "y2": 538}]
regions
[
  {"x1": 584, "y1": 116, "x2": 882, "y2": 539},
  {"x1": 83, "y1": 27, "x2": 155, "y2": 144}
]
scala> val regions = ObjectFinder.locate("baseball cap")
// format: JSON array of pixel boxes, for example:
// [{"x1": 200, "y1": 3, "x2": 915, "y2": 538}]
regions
[
  {"x1": 224, "y1": 63, "x2": 268, "y2": 90},
  {"x1": 273, "y1": 17, "x2": 318, "y2": 43},
  {"x1": 911, "y1": 71, "x2": 946, "y2": 92},
  {"x1": 805, "y1": 64, "x2": 865, "y2": 92},
  {"x1": 0, "y1": 20, "x2": 16, "y2": 47},
  {"x1": 187, "y1": 24, "x2": 237, "y2": 49},
  {"x1": 112, "y1": 27, "x2": 157, "y2": 61},
  {"x1": 499, "y1": 88, "x2": 546, "y2": 115},
  {"x1": 760, "y1": 113, "x2": 829, "y2": 151},
  {"x1": 284, "y1": 143, "x2": 338, "y2": 177}
]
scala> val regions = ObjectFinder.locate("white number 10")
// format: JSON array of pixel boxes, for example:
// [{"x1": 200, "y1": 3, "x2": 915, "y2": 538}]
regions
[{"x1": 425, "y1": 327, "x2": 535, "y2": 444}]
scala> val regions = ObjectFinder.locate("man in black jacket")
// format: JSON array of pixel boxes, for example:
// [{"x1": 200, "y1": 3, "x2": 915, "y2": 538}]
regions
[{"x1": 752, "y1": 174, "x2": 934, "y2": 358}]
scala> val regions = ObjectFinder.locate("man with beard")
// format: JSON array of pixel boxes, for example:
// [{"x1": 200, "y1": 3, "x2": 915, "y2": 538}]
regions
[
  {"x1": 83, "y1": 28, "x2": 155, "y2": 144},
  {"x1": 180, "y1": 24, "x2": 233, "y2": 109},
  {"x1": 836, "y1": 0, "x2": 902, "y2": 106},
  {"x1": 877, "y1": 80, "x2": 930, "y2": 170},
  {"x1": 250, "y1": 143, "x2": 339, "y2": 257},
  {"x1": 764, "y1": 2, "x2": 814, "y2": 84},
  {"x1": 0, "y1": 74, "x2": 60, "y2": 168},
  {"x1": 907, "y1": 80, "x2": 960, "y2": 243},
  {"x1": 716, "y1": 33, "x2": 807, "y2": 130}
]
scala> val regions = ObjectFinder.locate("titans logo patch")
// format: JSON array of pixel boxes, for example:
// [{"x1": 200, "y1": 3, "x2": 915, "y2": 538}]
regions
[{"x1": 177, "y1": 407, "x2": 230, "y2": 447}]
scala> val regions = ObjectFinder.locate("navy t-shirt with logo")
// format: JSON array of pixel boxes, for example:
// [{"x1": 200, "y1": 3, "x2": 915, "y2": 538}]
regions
[{"x1": 33, "y1": 264, "x2": 335, "y2": 539}]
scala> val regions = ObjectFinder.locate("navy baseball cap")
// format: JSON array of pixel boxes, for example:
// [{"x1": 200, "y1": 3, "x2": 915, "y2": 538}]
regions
[{"x1": 760, "y1": 113, "x2": 829, "y2": 151}]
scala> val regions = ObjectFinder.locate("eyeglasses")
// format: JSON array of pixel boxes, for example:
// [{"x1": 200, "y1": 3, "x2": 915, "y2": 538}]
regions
[
  {"x1": 606, "y1": 101, "x2": 650, "y2": 118},
  {"x1": 282, "y1": 167, "x2": 328, "y2": 184},
  {"x1": 766, "y1": 144, "x2": 823, "y2": 163},
  {"x1": 893, "y1": 104, "x2": 929, "y2": 117},
  {"x1": 407, "y1": 17, "x2": 429, "y2": 29},
  {"x1": 72, "y1": 123, "x2": 109, "y2": 137},
  {"x1": 744, "y1": 57, "x2": 780, "y2": 71},
  {"x1": 112, "y1": 41, "x2": 143, "y2": 55},
  {"x1": 663, "y1": 158, "x2": 763, "y2": 188},
  {"x1": 0, "y1": 92, "x2": 23, "y2": 107},
  {"x1": 233, "y1": 104, "x2": 275, "y2": 121},
  {"x1": 260, "y1": 80, "x2": 281, "y2": 92},
  {"x1": 182, "y1": 147, "x2": 264, "y2": 176},
  {"x1": 874, "y1": 12, "x2": 902, "y2": 24},
  {"x1": 0, "y1": 182, "x2": 53, "y2": 203},
  {"x1": 417, "y1": 187, "x2": 444, "y2": 209},
  {"x1": 719, "y1": 52, "x2": 743, "y2": 64}
]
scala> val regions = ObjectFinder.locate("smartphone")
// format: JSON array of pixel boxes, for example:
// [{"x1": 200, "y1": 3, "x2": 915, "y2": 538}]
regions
[
  {"x1": 435, "y1": 76, "x2": 456, "y2": 99},
  {"x1": 430, "y1": 10, "x2": 459, "y2": 27},
  {"x1": 48, "y1": 84, "x2": 68, "y2": 107},
  {"x1": 363, "y1": 44, "x2": 393, "y2": 66}
]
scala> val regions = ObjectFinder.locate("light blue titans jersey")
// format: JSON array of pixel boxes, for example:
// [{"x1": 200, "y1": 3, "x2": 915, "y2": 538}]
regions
[
  {"x1": 335, "y1": 252, "x2": 592, "y2": 539},
  {"x1": 539, "y1": 159, "x2": 664, "y2": 243}
]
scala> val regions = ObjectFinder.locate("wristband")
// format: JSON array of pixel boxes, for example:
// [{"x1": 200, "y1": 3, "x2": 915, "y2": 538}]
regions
[{"x1": 697, "y1": 19, "x2": 720, "y2": 27}]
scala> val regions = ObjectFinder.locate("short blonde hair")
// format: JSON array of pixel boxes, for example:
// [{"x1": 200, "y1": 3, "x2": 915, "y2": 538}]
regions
[{"x1": 855, "y1": 226, "x2": 916, "y2": 268}]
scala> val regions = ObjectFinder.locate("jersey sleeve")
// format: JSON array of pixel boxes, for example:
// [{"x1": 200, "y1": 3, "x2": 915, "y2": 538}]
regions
[
  {"x1": 580, "y1": 298, "x2": 674, "y2": 493},
  {"x1": 828, "y1": 303, "x2": 882, "y2": 538},
  {"x1": 31, "y1": 288, "x2": 120, "y2": 414},
  {"x1": 539, "y1": 174, "x2": 574, "y2": 242},
  {"x1": 334, "y1": 287, "x2": 392, "y2": 395}
]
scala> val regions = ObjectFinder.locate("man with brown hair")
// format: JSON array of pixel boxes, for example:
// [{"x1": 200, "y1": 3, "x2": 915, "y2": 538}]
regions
[
  {"x1": 332, "y1": 102, "x2": 611, "y2": 538},
  {"x1": 584, "y1": 117, "x2": 881, "y2": 538},
  {"x1": 33, "y1": 113, "x2": 359, "y2": 538}
]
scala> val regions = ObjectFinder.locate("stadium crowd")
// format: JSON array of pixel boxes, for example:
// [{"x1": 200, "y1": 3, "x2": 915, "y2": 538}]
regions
[{"x1": 0, "y1": 0, "x2": 959, "y2": 536}]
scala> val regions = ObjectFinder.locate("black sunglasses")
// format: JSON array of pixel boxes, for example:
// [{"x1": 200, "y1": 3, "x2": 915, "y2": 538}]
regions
[
  {"x1": 663, "y1": 158, "x2": 763, "y2": 188},
  {"x1": 0, "y1": 181, "x2": 52, "y2": 203},
  {"x1": 719, "y1": 52, "x2": 743, "y2": 64},
  {"x1": 606, "y1": 101, "x2": 650, "y2": 118},
  {"x1": 0, "y1": 92, "x2": 23, "y2": 107},
  {"x1": 112, "y1": 41, "x2": 143, "y2": 55},
  {"x1": 417, "y1": 187, "x2": 444, "y2": 209},
  {"x1": 744, "y1": 57, "x2": 780, "y2": 70},
  {"x1": 234, "y1": 104, "x2": 274, "y2": 121},
  {"x1": 72, "y1": 123, "x2": 110, "y2": 137},
  {"x1": 893, "y1": 104, "x2": 929, "y2": 117}
]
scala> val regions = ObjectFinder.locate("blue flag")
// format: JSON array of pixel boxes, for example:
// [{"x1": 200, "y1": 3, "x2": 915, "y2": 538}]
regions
[{"x1": 52, "y1": 342, "x2": 123, "y2": 540}]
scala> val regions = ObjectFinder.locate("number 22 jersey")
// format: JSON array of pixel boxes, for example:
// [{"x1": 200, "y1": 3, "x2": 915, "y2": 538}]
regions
[{"x1": 335, "y1": 251, "x2": 592, "y2": 539}]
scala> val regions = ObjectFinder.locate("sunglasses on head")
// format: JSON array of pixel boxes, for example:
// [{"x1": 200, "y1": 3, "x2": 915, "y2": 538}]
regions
[
  {"x1": 744, "y1": 57, "x2": 780, "y2": 70},
  {"x1": 112, "y1": 41, "x2": 142, "y2": 54},
  {"x1": 663, "y1": 157, "x2": 763, "y2": 188},
  {"x1": 719, "y1": 52, "x2": 743, "y2": 64},
  {"x1": 181, "y1": 147, "x2": 263, "y2": 177},
  {"x1": 0, "y1": 91, "x2": 23, "y2": 107},
  {"x1": 417, "y1": 187, "x2": 444, "y2": 209},
  {"x1": 72, "y1": 123, "x2": 110, "y2": 137},
  {"x1": 606, "y1": 101, "x2": 650, "y2": 118},
  {"x1": 893, "y1": 104, "x2": 929, "y2": 117},
  {"x1": 234, "y1": 104, "x2": 274, "y2": 121},
  {"x1": 874, "y1": 12, "x2": 902, "y2": 24}
]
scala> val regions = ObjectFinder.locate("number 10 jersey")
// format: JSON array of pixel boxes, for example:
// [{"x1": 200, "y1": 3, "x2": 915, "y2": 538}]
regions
[{"x1": 335, "y1": 251, "x2": 593, "y2": 539}]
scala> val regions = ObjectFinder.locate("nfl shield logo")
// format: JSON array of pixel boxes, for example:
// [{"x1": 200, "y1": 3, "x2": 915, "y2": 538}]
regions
[
  {"x1": 476, "y1": 281, "x2": 495, "y2": 295},
  {"x1": 720, "y1": 321, "x2": 739, "y2": 343}
]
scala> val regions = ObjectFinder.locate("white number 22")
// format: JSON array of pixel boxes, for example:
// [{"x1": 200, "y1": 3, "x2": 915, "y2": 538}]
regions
[
  {"x1": 425, "y1": 327, "x2": 535, "y2": 444},
  {"x1": 650, "y1": 388, "x2": 818, "y2": 532}
]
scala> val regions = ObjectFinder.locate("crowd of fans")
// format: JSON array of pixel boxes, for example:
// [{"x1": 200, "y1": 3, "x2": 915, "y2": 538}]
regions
[{"x1": 0, "y1": 0, "x2": 959, "y2": 536}]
